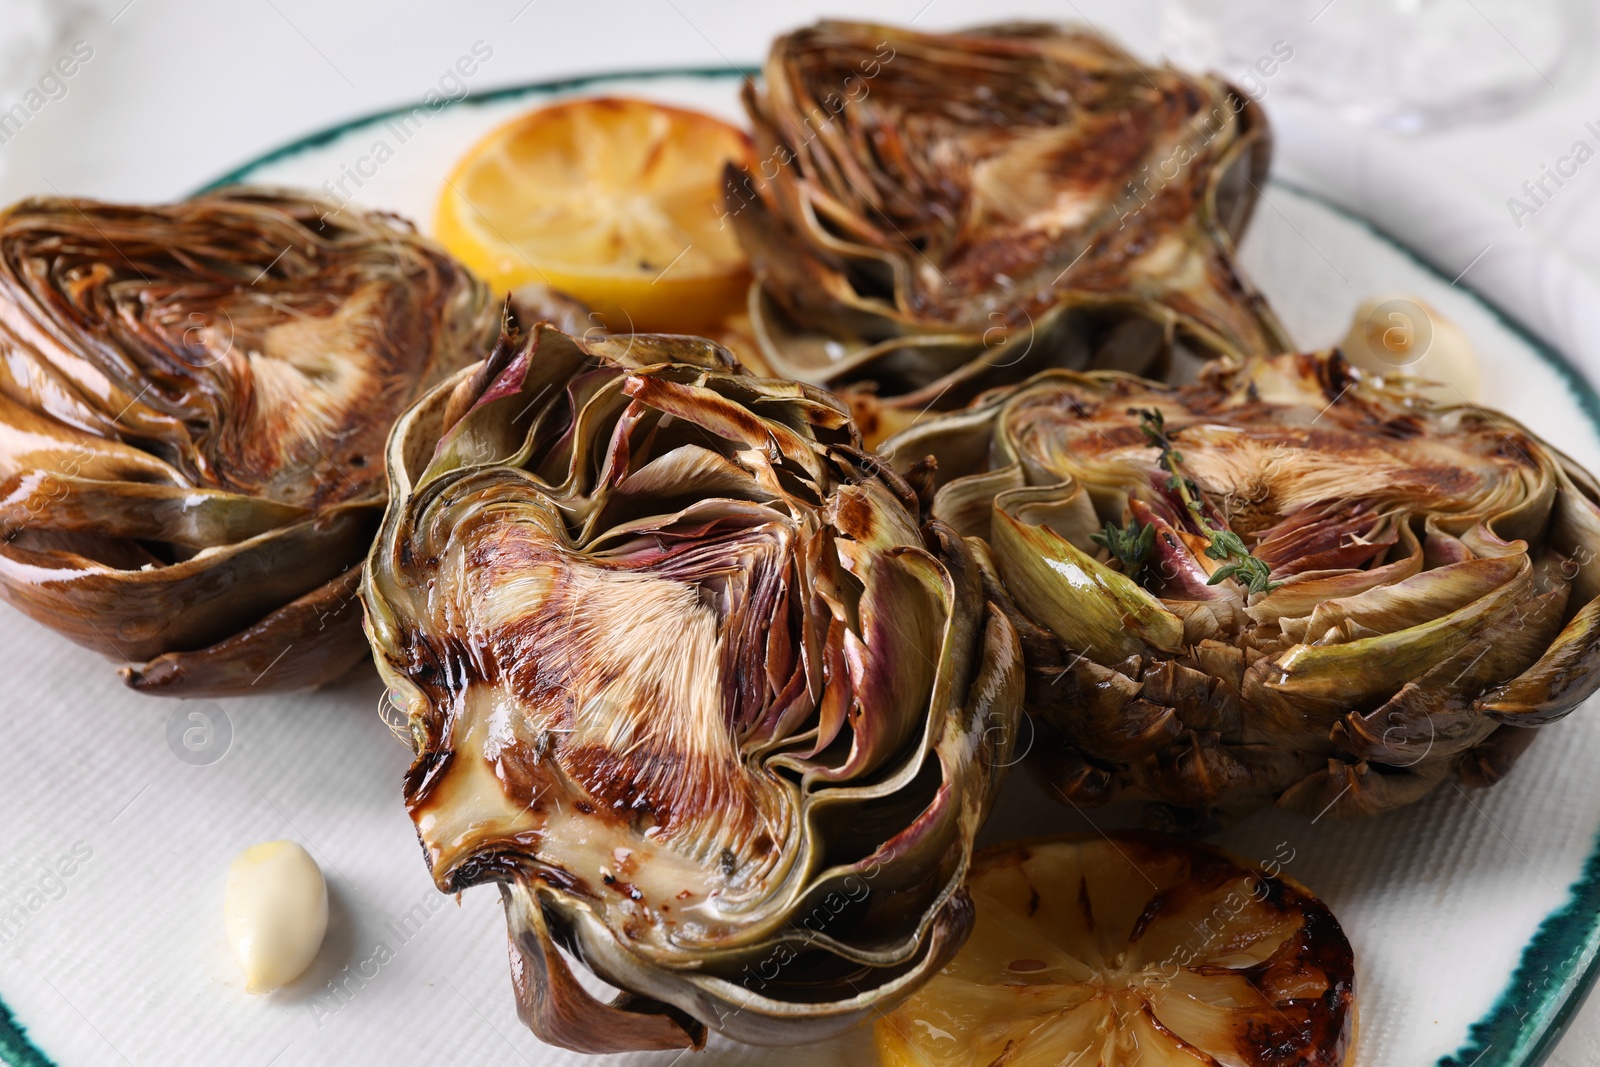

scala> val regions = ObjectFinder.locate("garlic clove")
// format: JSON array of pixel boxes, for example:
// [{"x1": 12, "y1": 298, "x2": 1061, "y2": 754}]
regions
[
  {"x1": 223, "y1": 840, "x2": 328, "y2": 994},
  {"x1": 1340, "y1": 294, "x2": 1481, "y2": 403}
]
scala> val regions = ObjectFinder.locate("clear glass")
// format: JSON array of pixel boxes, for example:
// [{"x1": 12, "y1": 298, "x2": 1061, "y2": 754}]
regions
[{"x1": 1159, "y1": 0, "x2": 1591, "y2": 134}]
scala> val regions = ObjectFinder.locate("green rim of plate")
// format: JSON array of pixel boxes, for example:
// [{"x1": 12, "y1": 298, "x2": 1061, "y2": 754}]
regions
[
  {"x1": 197, "y1": 63, "x2": 759, "y2": 193},
  {"x1": 0, "y1": 998, "x2": 50, "y2": 1067},
  {"x1": 1281, "y1": 181, "x2": 1600, "y2": 1067},
  {"x1": 5, "y1": 64, "x2": 1599, "y2": 1067}
]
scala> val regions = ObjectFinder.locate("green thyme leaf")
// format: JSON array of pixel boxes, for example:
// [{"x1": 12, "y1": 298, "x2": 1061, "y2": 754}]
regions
[
  {"x1": 1138, "y1": 407, "x2": 1278, "y2": 596},
  {"x1": 1207, "y1": 553, "x2": 1279, "y2": 596},
  {"x1": 1137, "y1": 408, "x2": 1167, "y2": 447},
  {"x1": 1092, "y1": 519, "x2": 1156, "y2": 579},
  {"x1": 1203, "y1": 528, "x2": 1249, "y2": 561}
]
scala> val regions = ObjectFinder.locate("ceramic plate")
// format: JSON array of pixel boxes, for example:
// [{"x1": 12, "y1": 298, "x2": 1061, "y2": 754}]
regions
[{"x1": 2, "y1": 68, "x2": 1597, "y2": 1067}]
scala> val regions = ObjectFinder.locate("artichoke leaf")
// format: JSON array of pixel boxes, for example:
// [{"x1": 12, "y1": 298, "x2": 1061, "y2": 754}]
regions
[
  {"x1": 1477, "y1": 593, "x2": 1600, "y2": 725},
  {"x1": 0, "y1": 389, "x2": 178, "y2": 486},
  {"x1": 623, "y1": 374, "x2": 827, "y2": 485},
  {"x1": 1246, "y1": 559, "x2": 1533, "y2": 710},
  {"x1": 430, "y1": 326, "x2": 588, "y2": 479},
  {"x1": 887, "y1": 350, "x2": 1600, "y2": 817},
  {"x1": 1006, "y1": 481, "x2": 1106, "y2": 556},
  {"x1": 502, "y1": 878, "x2": 706, "y2": 1054},
  {"x1": 990, "y1": 490, "x2": 1184, "y2": 662},
  {"x1": 1248, "y1": 520, "x2": 1426, "y2": 625},
  {"x1": 1277, "y1": 757, "x2": 1455, "y2": 820},
  {"x1": 828, "y1": 479, "x2": 925, "y2": 552},
  {"x1": 1333, "y1": 584, "x2": 1567, "y2": 762},
  {"x1": 0, "y1": 188, "x2": 498, "y2": 692},
  {"x1": 873, "y1": 380, "x2": 1009, "y2": 479},
  {"x1": 1458, "y1": 724, "x2": 1542, "y2": 788},
  {"x1": 553, "y1": 876, "x2": 974, "y2": 1048},
  {"x1": 782, "y1": 540, "x2": 952, "y2": 785},
  {"x1": 0, "y1": 505, "x2": 374, "y2": 661},
  {"x1": 122, "y1": 564, "x2": 368, "y2": 695},
  {"x1": 1288, "y1": 548, "x2": 1524, "y2": 646},
  {"x1": 930, "y1": 464, "x2": 1026, "y2": 541},
  {"x1": 1546, "y1": 459, "x2": 1600, "y2": 606},
  {"x1": 362, "y1": 326, "x2": 1021, "y2": 1050},
  {"x1": 731, "y1": 21, "x2": 1292, "y2": 443},
  {"x1": 0, "y1": 473, "x2": 306, "y2": 548}
]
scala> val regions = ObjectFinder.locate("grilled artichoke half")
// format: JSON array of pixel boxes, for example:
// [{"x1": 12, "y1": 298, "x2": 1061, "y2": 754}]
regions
[
  {"x1": 729, "y1": 20, "x2": 1291, "y2": 444},
  {"x1": 0, "y1": 190, "x2": 496, "y2": 695},
  {"x1": 886, "y1": 352, "x2": 1600, "y2": 819},
  {"x1": 361, "y1": 325, "x2": 1023, "y2": 1052}
]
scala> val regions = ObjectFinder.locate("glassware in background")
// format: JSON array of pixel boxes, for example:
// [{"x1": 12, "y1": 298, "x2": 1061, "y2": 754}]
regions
[
  {"x1": 0, "y1": 1, "x2": 65, "y2": 103},
  {"x1": 0, "y1": 0, "x2": 95, "y2": 183},
  {"x1": 1160, "y1": 0, "x2": 1591, "y2": 134}
]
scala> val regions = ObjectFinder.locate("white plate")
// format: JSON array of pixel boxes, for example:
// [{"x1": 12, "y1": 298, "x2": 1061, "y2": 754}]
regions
[{"x1": 2, "y1": 69, "x2": 1597, "y2": 1067}]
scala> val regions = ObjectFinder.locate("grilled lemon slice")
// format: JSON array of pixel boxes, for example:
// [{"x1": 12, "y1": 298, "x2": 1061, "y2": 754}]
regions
[
  {"x1": 876, "y1": 833, "x2": 1356, "y2": 1067},
  {"x1": 435, "y1": 96, "x2": 753, "y2": 333}
]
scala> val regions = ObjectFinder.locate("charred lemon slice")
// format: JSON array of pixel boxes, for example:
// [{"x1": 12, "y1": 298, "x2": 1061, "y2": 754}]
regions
[
  {"x1": 876, "y1": 833, "x2": 1356, "y2": 1067},
  {"x1": 436, "y1": 96, "x2": 754, "y2": 333}
]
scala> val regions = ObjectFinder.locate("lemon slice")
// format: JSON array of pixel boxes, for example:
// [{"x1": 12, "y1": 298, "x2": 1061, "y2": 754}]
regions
[
  {"x1": 436, "y1": 96, "x2": 754, "y2": 333},
  {"x1": 877, "y1": 833, "x2": 1356, "y2": 1067}
]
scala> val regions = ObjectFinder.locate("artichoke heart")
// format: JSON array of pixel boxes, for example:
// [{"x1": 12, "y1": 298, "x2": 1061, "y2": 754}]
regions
[
  {"x1": 729, "y1": 20, "x2": 1291, "y2": 444},
  {"x1": 0, "y1": 189, "x2": 497, "y2": 695},
  {"x1": 887, "y1": 351, "x2": 1600, "y2": 819},
  {"x1": 361, "y1": 325, "x2": 1022, "y2": 1052}
]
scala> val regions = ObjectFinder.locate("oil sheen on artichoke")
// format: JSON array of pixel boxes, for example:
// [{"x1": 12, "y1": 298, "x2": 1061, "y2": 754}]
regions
[{"x1": 361, "y1": 325, "x2": 1023, "y2": 1053}]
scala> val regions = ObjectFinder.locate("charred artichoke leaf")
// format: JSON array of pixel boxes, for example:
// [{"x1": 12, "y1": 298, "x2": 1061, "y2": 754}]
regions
[
  {"x1": 0, "y1": 188, "x2": 497, "y2": 694},
  {"x1": 884, "y1": 350, "x2": 1600, "y2": 819},
  {"x1": 362, "y1": 324, "x2": 1022, "y2": 1051},
  {"x1": 729, "y1": 20, "x2": 1292, "y2": 444}
]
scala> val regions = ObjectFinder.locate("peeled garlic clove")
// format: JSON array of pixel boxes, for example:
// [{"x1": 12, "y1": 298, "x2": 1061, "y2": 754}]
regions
[
  {"x1": 223, "y1": 840, "x2": 328, "y2": 994},
  {"x1": 1340, "y1": 294, "x2": 1481, "y2": 402}
]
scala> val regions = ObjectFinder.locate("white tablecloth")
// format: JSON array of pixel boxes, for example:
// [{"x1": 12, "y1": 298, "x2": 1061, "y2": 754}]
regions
[{"x1": 2, "y1": 0, "x2": 1599, "y2": 1061}]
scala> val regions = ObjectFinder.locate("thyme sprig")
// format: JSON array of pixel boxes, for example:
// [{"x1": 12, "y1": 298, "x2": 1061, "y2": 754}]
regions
[
  {"x1": 1092, "y1": 518, "x2": 1154, "y2": 580},
  {"x1": 1135, "y1": 408, "x2": 1279, "y2": 596}
]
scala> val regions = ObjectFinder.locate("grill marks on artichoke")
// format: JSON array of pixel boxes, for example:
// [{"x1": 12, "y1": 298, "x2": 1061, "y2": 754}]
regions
[
  {"x1": 450, "y1": 518, "x2": 784, "y2": 861},
  {"x1": 888, "y1": 351, "x2": 1600, "y2": 818},
  {"x1": 214, "y1": 285, "x2": 400, "y2": 508},
  {"x1": 362, "y1": 325, "x2": 1022, "y2": 1051},
  {"x1": 0, "y1": 189, "x2": 497, "y2": 693},
  {"x1": 3, "y1": 200, "x2": 458, "y2": 502},
  {"x1": 730, "y1": 21, "x2": 1292, "y2": 444}
]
